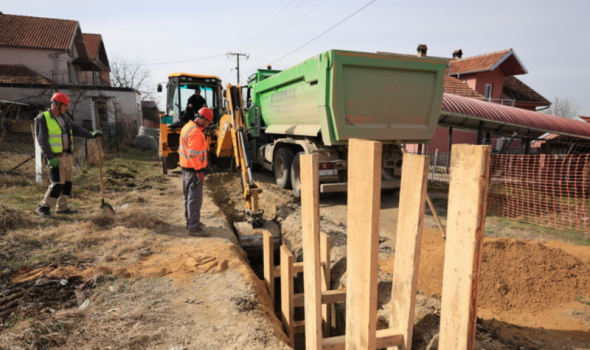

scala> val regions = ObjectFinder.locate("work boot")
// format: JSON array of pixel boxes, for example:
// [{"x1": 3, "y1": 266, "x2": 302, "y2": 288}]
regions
[
  {"x1": 56, "y1": 208, "x2": 78, "y2": 215},
  {"x1": 188, "y1": 226, "x2": 209, "y2": 237},
  {"x1": 35, "y1": 206, "x2": 52, "y2": 219}
]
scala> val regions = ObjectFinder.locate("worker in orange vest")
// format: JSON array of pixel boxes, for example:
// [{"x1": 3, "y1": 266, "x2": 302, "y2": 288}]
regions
[{"x1": 179, "y1": 107, "x2": 213, "y2": 236}]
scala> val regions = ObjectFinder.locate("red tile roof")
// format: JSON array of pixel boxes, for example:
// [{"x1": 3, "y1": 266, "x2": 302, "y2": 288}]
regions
[
  {"x1": 83, "y1": 33, "x2": 101, "y2": 60},
  {"x1": 0, "y1": 14, "x2": 78, "y2": 50},
  {"x1": 580, "y1": 116, "x2": 590, "y2": 123},
  {"x1": 0, "y1": 65, "x2": 53, "y2": 85},
  {"x1": 444, "y1": 75, "x2": 485, "y2": 100},
  {"x1": 449, "y1": 49, "x2": 515, "y2": 75},
  {"x1": 502, "y1": 76, "x2": 550, "y2": 105}
]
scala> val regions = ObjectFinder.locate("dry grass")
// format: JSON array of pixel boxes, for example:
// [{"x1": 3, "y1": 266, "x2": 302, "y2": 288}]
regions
[
  {"x1": 0, "y1": 204, "x2": 35, "y2": 234},
  {"x1": 0, "y1": 278, "x2": 174, "y2": 350}
]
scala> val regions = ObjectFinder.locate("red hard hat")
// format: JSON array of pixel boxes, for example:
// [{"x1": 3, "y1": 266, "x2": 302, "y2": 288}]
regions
[
  {"x1": 198, "y1": 107, "x2": 214, "y2": 122},
  {"x1": 51, "y1": 92, "x2": 70, "y2": 105}
]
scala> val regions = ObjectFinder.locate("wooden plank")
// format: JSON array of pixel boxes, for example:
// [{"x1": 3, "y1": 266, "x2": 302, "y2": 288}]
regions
[
  {"x1": 389, "y1": 153, "x2": 429, "y2": 350},
  {"x1": 320, "y1": 232, "x2": 331, "y2": 336},
  {"x1": 439, "y1": 145, "x2": 491, "y2": 350},
  {"x1": 280, "y1": 245, "x2": 295, "y2": 347},
  {"x1": 321, "y1": 290, "x2": 346, "y2": 304},
  {"x1": 301, "y1": 153, "x2": 323, "y2": 350},
  {"x1": 263, "y1": 230, "x2": 274, "y2": 307},
  {"x1": 345, "y1": 139, "x2": 382, "y2": 350},
  {"x1": 273, "y1": 261, "x2": 325, "y2": 278},
  {"x1": 322, "y1": 329, "x2": 403, "y2": 350},
  {"x1": 294, "y1": 290, "x2": 346, "y2": 308},
  {"x1": 294, "y1": 320, "x2": 305, "y2": 334}
]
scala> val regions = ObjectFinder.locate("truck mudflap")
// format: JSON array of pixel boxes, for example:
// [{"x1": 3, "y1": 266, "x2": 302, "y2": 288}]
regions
[{"x1": 319, "y1": 179, "x2": 400, "y2": 193}]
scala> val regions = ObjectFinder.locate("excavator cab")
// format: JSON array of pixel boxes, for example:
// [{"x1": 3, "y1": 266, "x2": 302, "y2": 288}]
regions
[{"x1": 157, "y1": 73, "x2": 223, "y2": 174}]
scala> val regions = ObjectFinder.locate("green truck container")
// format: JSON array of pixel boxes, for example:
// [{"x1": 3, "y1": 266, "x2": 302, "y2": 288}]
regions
[{"x1": 243, "y1": 49, "x2": 446, "y2": 197}]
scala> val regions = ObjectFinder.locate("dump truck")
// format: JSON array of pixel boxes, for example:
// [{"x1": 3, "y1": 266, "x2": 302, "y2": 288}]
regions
[{"x1": 217, "y1": 49, "x2": 447, "y2": 197}]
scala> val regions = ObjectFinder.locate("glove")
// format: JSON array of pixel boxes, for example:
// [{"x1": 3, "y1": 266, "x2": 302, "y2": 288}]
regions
[
  {"x1": 48, "y1": 158, "x2": 59, "y2": 168},
  {"x1": 92, "y1": 130, "x2": 103, "y2": 138}
]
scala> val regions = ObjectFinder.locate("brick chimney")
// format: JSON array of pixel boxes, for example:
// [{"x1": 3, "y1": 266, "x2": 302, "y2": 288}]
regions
[
  {"x1": 453, "y1": 49, "x2": 463, "y2": 59},
  {"x1": 417, "y1": 44, "x2": 428, "y2": 57}
]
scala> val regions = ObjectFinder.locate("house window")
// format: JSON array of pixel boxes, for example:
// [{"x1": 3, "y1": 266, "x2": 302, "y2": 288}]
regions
[{"x1": 484, "y1": 84, "x2": 493, "y2": 99}]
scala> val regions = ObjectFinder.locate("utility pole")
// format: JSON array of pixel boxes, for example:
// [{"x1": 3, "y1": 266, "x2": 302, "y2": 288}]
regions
[{"x1": 227, "y1": 52, "x2": 249, "y2": 85}]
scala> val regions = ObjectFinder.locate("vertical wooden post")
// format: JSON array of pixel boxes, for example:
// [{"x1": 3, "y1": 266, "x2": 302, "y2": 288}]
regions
[
  {"x1": 263, "y1": 230, "x2": 274, "y2": 308},
  {"x1": 389, "y1": 153, "x2": 430, "y2": 350},
  {"x1": 280, "y1": 245, "x2": 295, "y2": 347},
  {"x1": 320, "y1": 232, "x2": 331, "y2": 337},
  {"x1": 439, "y1": 145, "x2": 491, "y2": 350},
  {"x1": 301, "y1": 153, "x2": 323, "y2": 350},
  {"x1": 345, "y1": 139, "x2": 382, "y2": 350}
]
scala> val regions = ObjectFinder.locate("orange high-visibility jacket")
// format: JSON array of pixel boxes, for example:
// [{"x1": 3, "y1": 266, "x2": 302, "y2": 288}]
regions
[{"x1": 179, "y1": 121, "x2": 207, "y2": 170}]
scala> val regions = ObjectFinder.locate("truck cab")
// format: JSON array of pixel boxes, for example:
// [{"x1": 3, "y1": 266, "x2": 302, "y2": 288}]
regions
[{"x1": 157, "y1": 73, "x2": 223, "y2": 174}]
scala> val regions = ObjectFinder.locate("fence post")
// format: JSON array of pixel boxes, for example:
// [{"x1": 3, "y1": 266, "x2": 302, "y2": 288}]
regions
[
  {"x1": 33, "y1": 125, "x2": 42, "y2": 183},
  {"x1": 432, "y1": 149, "x2": 439, "y2": 183}
]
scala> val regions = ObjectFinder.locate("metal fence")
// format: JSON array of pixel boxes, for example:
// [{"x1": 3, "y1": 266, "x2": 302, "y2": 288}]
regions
[{"x1": 418, "y1": 150, "x2": 590, "y2": 233}]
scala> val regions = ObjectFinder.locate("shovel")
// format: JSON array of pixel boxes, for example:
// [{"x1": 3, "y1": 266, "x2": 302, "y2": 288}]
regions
[{"x1": 97, "y1": 135, "x2": 115, "y2": 214}]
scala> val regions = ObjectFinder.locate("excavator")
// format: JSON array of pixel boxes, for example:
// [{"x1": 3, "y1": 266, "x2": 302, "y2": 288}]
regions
[
  {"x1": 216, "y1": 84, "x2": 280, "y2": 256},
  {"x1": 158, "y1": 75, "x2": 279, "y2": 256}
]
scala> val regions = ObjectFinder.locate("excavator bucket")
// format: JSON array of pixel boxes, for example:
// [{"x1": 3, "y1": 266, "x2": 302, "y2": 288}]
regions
[{"x1": 234, "y1": 220, "x2": 280, "y2": 259}]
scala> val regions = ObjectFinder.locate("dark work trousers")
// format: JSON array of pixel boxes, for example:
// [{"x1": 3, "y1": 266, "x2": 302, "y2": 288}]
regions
[
  {"x1": 40, "y1": 152, "x2": 74, "y2": 211},
  {"x1": 182, "y1": 168, "x2": 204, "y2": 230}
]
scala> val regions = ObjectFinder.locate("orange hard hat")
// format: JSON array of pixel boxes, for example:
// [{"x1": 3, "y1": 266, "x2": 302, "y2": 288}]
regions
[
  {"x1": 51, "y1": 92, "x2": 70, "y2": 105},
  {"x1": 198, "y1": 107, "x2": 214, "y2": 122}
]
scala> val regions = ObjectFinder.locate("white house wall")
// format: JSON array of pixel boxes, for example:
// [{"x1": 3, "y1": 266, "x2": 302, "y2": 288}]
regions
[{"x1": 0, "y1": 47, "x2": 76, "y2": 84}]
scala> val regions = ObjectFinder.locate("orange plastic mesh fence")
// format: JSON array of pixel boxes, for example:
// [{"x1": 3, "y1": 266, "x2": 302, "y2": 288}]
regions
[{"x1": 419, "y1": 151, "x2": 589, "y2": 233}]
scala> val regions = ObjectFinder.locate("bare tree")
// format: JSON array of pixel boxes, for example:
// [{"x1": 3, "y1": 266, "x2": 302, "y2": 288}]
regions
[
  {"x1": 545, "y1": 96, "x2": 582, "y2": 119},
  {"x1": 109, "y1": 53, "x2": 156, "y2": 102}
]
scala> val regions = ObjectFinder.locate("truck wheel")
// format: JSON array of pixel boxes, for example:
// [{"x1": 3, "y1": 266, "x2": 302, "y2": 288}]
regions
[
  {"x1": 162, "y1": 157, "x2": 168, "y2": 175},
  {"x1": 274, "y1": 148, "x2": 294, "y2": 189},
  {"x1": 291, "y1": 152, "x2": 304, "y2": 198}
]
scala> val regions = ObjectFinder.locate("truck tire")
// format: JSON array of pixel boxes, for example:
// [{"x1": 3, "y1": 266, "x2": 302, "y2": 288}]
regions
[
  {"x1": 274, "y1": 148, "x2": 294, "y2": 189},
  {"x1": 162, "y1": 157, "x2": 168, "y2": 175},
  {"x1": 291, "y1": 152, "x2": 304, "y2": 198}
]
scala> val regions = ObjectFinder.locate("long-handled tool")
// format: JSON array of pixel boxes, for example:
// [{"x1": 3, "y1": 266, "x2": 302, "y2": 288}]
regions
[{"x1": 97, "y1": 136, "x2": 115, "y2": 214}]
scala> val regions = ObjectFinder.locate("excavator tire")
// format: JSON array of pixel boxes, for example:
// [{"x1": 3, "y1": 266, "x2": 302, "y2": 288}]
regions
[
  {"x1": 274, "y1": 148, "x2": 294, "y2": 189},
  {"x1": 290, "y1": 152, "x2": 304, "y2": 198}
]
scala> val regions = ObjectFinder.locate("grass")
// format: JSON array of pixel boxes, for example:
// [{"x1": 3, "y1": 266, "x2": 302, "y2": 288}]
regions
[{"x1": 0, "y1": 146, "x2": 166, "y2": 272}]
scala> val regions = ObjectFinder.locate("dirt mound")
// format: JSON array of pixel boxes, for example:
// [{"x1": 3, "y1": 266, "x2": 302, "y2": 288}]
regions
[
  {"x1": 479, "y1": 238, "x2": 590, "y2": 313},
  {"x1": 411, "y1": 229, "x2": 590, "y2": 315}
]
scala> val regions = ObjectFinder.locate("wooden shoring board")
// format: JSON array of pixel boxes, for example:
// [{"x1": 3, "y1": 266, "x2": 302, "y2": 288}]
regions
[
  {"x1": 263, "y1": 230, "x2": 274, "y2": 307},
  {"x1": 320, "y1": 231, "x2": 331, "y2": 337},
  {"x1": 274, "y1": 261, "x2": 325, "y2": 278},
  {"x1": 293, "y1": 289, "x2": 346, "y2": 308},
  {"x1": 323, "y1": 329, "x2": 403, "y2": 350},
  {"x1": 301, "y1": 153, "x2": 323, "y2": 350},
  {"x1": 280, "y1": 245, "x2": 295, "y2": 347},
  {"x1": 389, "y1": 153, "x2": 430, "y2": 350},
  {"x1": 439, "y1": 145, "x2": 491, "y2": 350},
  {"x1": 345, "y1": 139, "x2": 382, "y2": 350}
]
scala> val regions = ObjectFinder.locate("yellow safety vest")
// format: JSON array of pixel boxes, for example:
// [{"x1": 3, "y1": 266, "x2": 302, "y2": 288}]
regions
[{"x1": 43, "y1": 111, "x2": 73, "y2": 153}]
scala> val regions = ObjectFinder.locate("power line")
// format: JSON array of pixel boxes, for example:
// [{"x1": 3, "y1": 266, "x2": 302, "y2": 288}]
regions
[
  {"x1": 237, "y1": 0, "x2": 296, "y2": 52},
  {"x1": 270, "y1": 0, "x2": 377, "y2": 65},
  {"x1": 246, "y1": 0, "x2": 325, "y2": 53}
]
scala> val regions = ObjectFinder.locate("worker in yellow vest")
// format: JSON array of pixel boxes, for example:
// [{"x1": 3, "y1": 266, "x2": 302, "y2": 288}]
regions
[
  {"x1": 179, "y1": 107, "x2": 213, "y2": 236},
  {"x1": 34, "y1": 92, "x2": 102, "y2": 218}
]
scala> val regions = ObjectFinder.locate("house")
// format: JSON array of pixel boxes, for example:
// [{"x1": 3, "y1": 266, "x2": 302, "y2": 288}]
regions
[
  {"x1": 0, "y1": 12, "x2": 141, "y2": 132},
  {"x1": 379, "y1": 45, "x2": 590, "y2": 154}
]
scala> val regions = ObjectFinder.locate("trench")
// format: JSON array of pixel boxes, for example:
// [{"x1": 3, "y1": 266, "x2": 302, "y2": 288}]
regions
[{"x1": 206, "y1": 171, "x2": 354, "y2": 346}]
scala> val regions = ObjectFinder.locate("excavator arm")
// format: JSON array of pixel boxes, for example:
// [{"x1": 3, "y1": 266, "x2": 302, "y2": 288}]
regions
[{"x1": 217, "y1": 84, "x2": 264, "y2": 228}]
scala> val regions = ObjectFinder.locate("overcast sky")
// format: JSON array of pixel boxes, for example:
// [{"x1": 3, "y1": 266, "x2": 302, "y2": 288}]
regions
[{"x1": 3, "y1": 0, "x2": 589, "y2": 116}]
